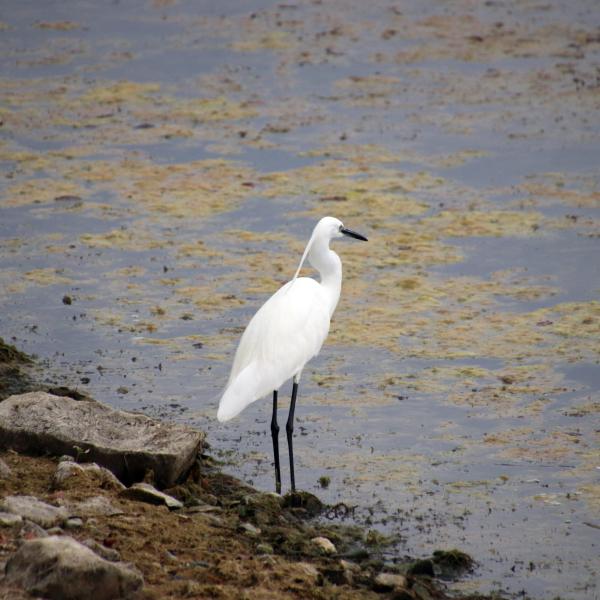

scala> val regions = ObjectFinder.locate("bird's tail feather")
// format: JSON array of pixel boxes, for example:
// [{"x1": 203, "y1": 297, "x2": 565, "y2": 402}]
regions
[{"x1": 217, "y1": 361, "x2": 275, "y2": 422}]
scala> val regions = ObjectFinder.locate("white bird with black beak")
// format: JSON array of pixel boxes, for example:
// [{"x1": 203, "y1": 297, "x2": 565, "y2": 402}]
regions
[{"x1": 217, "y1": 216, "x2": 368, "y2": 493}]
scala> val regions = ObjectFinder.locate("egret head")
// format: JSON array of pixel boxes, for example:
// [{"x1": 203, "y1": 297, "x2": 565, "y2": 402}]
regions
[
  {"x1": 315, "y1": 216, "x2": 369, "y2": 242},
  {"x1": 292, "y1": 217, "x2": 368, "y2": 281}
]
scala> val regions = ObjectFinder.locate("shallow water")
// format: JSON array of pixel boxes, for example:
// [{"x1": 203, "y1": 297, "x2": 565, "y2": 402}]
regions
[{"x1": 1, "y1": 1, "x2": 599, "y2": 597}]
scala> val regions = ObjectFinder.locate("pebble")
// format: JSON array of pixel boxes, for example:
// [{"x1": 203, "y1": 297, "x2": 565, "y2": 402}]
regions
[
  {"x1": 68, "y1": 495, "x2": 125, "y2": 518},
  {"x1": 256, "y1": 543, "x2": 274, "y2": 555},
  {"x1": 65, "y1": 517, "x2": 84, "y2": 529},
  {"x1": 311, "y1": 536, "x2": 337, "y2": 555},
  {"x1": 239, "y1": 522, "x2": 261, "y2": 537},
  {"x1": 373, "y1": 572, "x2": 408, "y2": 592},
  {"x1": 120, "y1": 482, "x2": 183, "y2": 510},
  {"x1": 0, "y1": 512, "x2": 22, "y2": 527},
  {"x1": 196, "y1": 513, "x2": 224, "y2": 527},
  {"x1": 291, "y1": 562, "x2": 322, "y2": 586},
  {"x1": 340, "y1": 559, "x2": 361, "y2": 574},
  {"x1": 163, "y1": 550, "x2": 179, "y2": 563}
]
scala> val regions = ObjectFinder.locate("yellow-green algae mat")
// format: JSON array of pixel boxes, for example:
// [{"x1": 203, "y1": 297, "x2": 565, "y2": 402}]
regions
[{"x1": 0, "y1": 0, "x2": 598, "y2": 597}]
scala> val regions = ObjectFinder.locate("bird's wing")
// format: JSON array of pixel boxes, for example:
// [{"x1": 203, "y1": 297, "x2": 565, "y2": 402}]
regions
[{"x1": 217, "y1": 278, "x2": 330, "y2": 422}]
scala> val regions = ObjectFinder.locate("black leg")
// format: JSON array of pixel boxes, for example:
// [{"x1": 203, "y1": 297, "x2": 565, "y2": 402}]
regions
[
  {"x1": 271, "y1": 390, "x2": 281, "y2": 494},
  {"x1": 286, "y1": 381, "x2": 299, "y2": 492}
]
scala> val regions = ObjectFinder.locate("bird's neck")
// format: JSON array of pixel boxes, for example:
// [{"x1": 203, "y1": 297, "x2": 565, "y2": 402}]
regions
[{"x1": 308, "y1": 238, "x2": 342, "y2": 316}]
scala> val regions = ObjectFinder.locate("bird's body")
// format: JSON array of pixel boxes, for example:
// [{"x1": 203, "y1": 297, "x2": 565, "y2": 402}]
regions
[
  {"x1": 217, "y1": 216, "x2": 367, "y2": 492},
  {"x1": 217, "y1": 277, "x2": 331, "y2": 422}
]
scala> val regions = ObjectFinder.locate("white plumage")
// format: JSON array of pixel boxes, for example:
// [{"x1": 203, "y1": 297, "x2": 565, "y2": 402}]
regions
[
  {"x1": 217, "y1": 278, "x2": 331, "y2": 421},
  {"x1": 216, "y1": 216, "x2": 368, "y2": 492}
]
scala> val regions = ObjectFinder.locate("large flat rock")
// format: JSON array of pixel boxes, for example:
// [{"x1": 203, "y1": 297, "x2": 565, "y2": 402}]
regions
[{"x1": 0, "y1": 392, "x2": 205, "y2": 487}]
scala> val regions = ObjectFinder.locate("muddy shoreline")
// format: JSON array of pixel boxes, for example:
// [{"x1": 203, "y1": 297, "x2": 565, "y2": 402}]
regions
[{"x1": 0, "y1": 338, "x2": 488, "y2": 599}]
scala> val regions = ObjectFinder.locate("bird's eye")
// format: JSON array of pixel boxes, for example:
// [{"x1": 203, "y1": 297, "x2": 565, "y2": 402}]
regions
[{"x1": 338, "y1": 224, "x2": 343, "y2": 231}]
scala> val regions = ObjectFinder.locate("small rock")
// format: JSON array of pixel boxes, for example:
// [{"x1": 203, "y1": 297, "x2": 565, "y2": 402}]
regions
[
  {"x1": 68, "y1": 495, "x2": 125, "y2": 518},
  {"x1": 311, "y1": 536, "x2": 337, "y2": 555},
  {"x1": 120, "y1": 482, "x2": 183, "y2": 509},
  {"x1": 1, "y1": 495, "x2": 68, "y2": 528},
  {"x1": 65, "y1": 517, "x2": 83, "y2": 529},
  {"x1": 0, "y1": 457, "x2": 12, "y2": 477},
  {"x1": 0, "y1": 512, "x2": 22, "y2": 527},
  {"x1": 53, "y1": 460, "x2": 125, "y2": 491},
  {"x1": 411, "y1": 581, "x2": 434, "y2": 600},
  {"x1": 291, "y1": 562, "x2": 322, "y2": 586},
  {"x1": 338, "y1": 559, "x2": 361, "y2": 585},
  {"x1": 373, "y1": 572, "x2": 408, "y2": 592},
  {"x1": 46, "y1": 527, "x2": 64, "y2": 536},
  {"x1": 20, "y1": 520, "x2": 48, "y2": 539},
  {"x1": 199, "y1": 514, "x2": 224, "y2": 527},
  {"x1": 82, "y1": 538, "x2": 121, "y2": 562},
  {"x1": 256, "y1": 543, "x2": 273, "y2": 555},
  {"x1": 5, "y1": 536, "x2": 143, "y2": 600},
  {"x1": 340, "y1": 559, "x2": 361, "y2": 573},
  {"x1": 239, "y1": 522, "x2": 261, "y2": 537}
]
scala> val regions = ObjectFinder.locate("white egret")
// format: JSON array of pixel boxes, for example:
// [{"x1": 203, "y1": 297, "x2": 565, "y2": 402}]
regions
[{"x1": 217, "y1": 216, "x2": 368, "y2": 493}]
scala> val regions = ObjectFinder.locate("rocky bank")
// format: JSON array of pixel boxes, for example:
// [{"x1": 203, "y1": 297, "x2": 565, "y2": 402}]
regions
[{"x1": 0, "y1": 339, "x2": 483, "y2": 600}]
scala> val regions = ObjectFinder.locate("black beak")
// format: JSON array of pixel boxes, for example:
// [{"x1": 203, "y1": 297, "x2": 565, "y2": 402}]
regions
[{"x1": 341, "y1": 227, "x2": 368, "y2": 242}]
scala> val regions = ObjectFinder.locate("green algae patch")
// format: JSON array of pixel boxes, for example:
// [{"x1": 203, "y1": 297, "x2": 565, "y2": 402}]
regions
[
  {"x1": 563, "y1": 400, "x2": 600, "y2": 418},
  {"x1": 383, "y1": 15, "x2": 592, "y2": 64},
  {"x1": 545, "y1": 301, "x2": 600, "y2": 339},
  {"x1": 54, "y1": 155, "x2": 261, "y2": 221},
  {"x1": 304, "y1": 448, "x2": 426, "y2": 490},
  {"x1": 159, "y1": 96, "x2": 258, "y2": 122},
  {"x1": 420, "y1": 210, "x2": 544, "y2": 237},
  {"x1": 303, "y1": 143, "x2": 488, "y2": 170},
  {"x1": 80, "y1": 227, "x2": 165, "y2": 251},
  {"x1": 259, "y1": 160, "x2": 441, "y2": 219},
  {"x1": 578, "y1": 483, "x2": 600, "y2": 514},
  {"x1": 232, "y1": 30, "x2": 295, "y2": 53},
  {"x1": 0, "y1": 338, "x2": 32, "y2": 365},
  {"x1": 485, "y1": 427, "x2": 592, "y2": 465},
  {"x1": 23, "y1": 268, "x2": 72, "y2": 286},
  {"x1": 78, "y1": 81, "x2": 162, "y2": 105},
  {"x1": 0, "y1": 338, "x2": 37, "y2": 400},
  {"x1": 3, "y1": 179, "x2": 87, "y2": 208}
]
